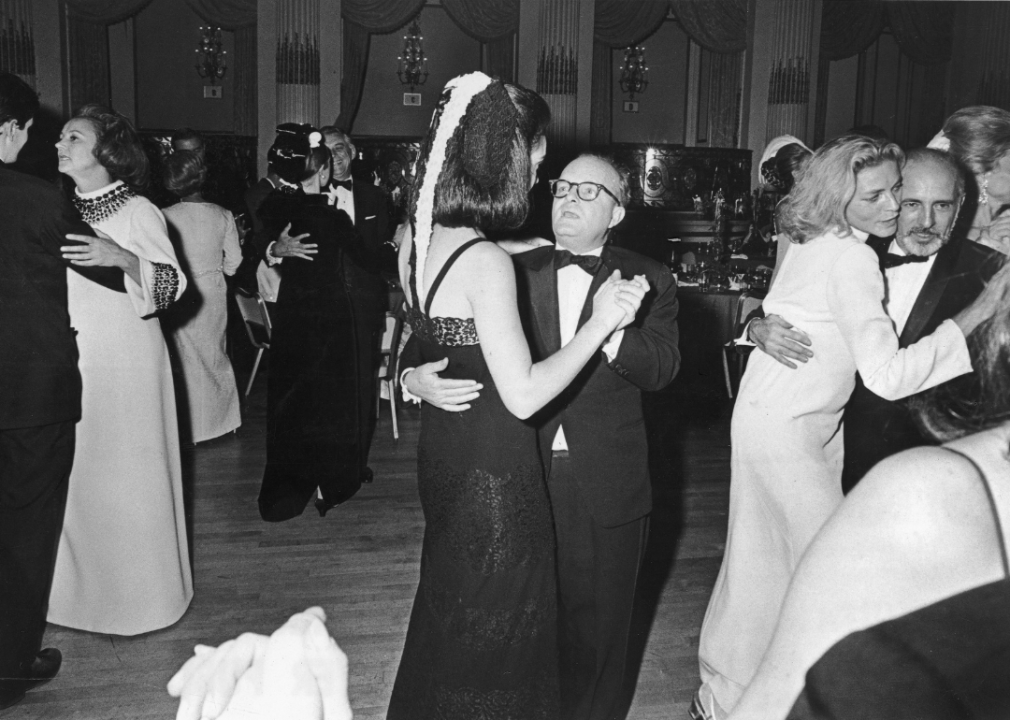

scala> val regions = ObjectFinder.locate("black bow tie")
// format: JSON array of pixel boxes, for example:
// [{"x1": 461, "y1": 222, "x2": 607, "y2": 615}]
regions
[
  {"x1": 331, "y1": 180, "x2": 353, "y2": 191},
  {"x1": 554, "y1": 249, "x2": 602, "y2": 275},
  {"x1": 881, "y1": 253, "x2": 929, "y2": 270}
]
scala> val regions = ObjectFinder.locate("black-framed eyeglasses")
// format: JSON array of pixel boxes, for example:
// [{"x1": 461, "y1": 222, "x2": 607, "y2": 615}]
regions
[{"x1": 549, "y1": 179, "x2": 620, "y2": 203}]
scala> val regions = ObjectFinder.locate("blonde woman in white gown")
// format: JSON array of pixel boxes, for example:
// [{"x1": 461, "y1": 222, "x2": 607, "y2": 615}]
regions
[
  {"x1": 163, "y1": 150, "x2": 243, "y2": 443},
  {"x1": 50, "y1": 105, "x2": 191, "y2": 636},
  {"x1": 694, "y1": 136, "x2": 1007, "y2": 719}
]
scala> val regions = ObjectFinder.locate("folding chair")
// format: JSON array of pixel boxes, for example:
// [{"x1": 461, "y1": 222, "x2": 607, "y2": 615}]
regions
[
  {"x1": 376, "y1": 311, "x2": 404, "y2": 439},
  {"x1": 234, "y1": 288, "x2": 272, "y2": 398},
  {"x1": 722, "y1": 292, "x2": 765, "y2": 399}
]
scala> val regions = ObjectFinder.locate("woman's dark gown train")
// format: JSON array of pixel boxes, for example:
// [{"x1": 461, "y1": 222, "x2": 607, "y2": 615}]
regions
[{"x1": 387, "y1": 238, "x2": 560, "y2": 719}]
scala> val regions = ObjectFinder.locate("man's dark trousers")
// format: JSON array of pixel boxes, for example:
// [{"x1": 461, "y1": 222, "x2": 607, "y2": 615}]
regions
[
  {"x1": 549, "y1": 452, "x2": 648, "y2": 720},
  {"x1": 0, "y1": 423, "x2": 74, "y2": 701}
]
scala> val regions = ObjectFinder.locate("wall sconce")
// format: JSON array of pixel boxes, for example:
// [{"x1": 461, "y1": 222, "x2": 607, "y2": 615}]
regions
[
  {"x1": 397, "y1": 19, "x2": 428, "y2": 92},
  {"x1": 195, "y1": 26, "x2": 227, "y2": 84},
  {"x1": 619, "y1": 46, "x2": 649, "y2": 100}
]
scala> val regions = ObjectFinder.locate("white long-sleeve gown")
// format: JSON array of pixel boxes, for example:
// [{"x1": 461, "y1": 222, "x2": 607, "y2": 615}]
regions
[
  {"x1": 48, "y1": 181, "x2": 192, "y2": 636},
  {"x1": 697, "y1": 228, "x2": 973, "y2": 716}
]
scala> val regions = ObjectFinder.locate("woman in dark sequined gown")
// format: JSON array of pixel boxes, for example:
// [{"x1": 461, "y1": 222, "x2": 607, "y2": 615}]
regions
[{"x1": 387, "y1": 74, "x2": 647, "y2": 719}]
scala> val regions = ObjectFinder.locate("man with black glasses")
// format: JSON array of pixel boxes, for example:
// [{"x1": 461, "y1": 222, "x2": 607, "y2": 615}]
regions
[{"x1": 404, "y1": 153, "x2": 681, "y2": 720}]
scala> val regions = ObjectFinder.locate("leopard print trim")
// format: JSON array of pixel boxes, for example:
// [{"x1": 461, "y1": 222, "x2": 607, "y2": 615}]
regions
[
  {"x1": 152, "y1": 262, "x2": 179, "y2": 311},
  {"x1": 73, "y1": 183, "x2": 135, "y2": 224}
]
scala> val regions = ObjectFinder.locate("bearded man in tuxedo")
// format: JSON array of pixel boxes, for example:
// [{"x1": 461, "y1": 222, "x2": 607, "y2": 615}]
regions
[
  {"x1": 403, "y1": 153, "x2": 680, "y2": 720},
  {"x1": 750, "y1": 147, "x2": 1002, "y2": 493}
]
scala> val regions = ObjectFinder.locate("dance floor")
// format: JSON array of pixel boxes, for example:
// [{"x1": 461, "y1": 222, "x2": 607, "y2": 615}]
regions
[{"x1": 10, "y1": 370, "x2": 733, "y2": 720}]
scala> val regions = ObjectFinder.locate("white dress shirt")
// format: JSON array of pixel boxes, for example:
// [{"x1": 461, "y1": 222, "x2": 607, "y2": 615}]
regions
[
  {"x1": 552, "y1": 245, "x2": 623, "y2": 451},
  {"x1": 326, "y1": 182, "x2": 355, "y2": 223},
  {"x1": 882, "y1": 239, "x2": 937, "y2": 336}
]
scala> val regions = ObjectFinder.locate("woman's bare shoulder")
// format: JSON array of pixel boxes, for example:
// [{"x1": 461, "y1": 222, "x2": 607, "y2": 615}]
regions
[{"x1": 846, "y1": 446, "x2": 995, "y2": 549}]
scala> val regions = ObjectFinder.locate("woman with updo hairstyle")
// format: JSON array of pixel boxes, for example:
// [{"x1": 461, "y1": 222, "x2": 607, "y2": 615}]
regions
[
  {"x1": 48, "y1": 103, "x2": 192, "y2": 636},
  {"x1": 694, "y1": 134, "x2": 1010, "y2": 720},
  {"x1": 255, "y1": 123, "x2": 366, "y2": 522},
  {"x1": 387, "y1": 73, "x2": 641, "y2": 719},
  {"x1": 162, "y1": 150, "x2": 243, "y2": 444},
  {"x1": 936, "y1": 106, "x2": 1010, "y2": 255}
]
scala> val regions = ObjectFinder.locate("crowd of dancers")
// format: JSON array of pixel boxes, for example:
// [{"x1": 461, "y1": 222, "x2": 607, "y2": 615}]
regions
[{"x1": 3, "y1": 65, "x2": 1010, "y2": 720}]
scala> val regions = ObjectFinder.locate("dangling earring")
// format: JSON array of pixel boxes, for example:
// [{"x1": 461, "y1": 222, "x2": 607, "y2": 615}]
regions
[{"x1": 980, "y1": 173, "x2": 990, "y2": 207}]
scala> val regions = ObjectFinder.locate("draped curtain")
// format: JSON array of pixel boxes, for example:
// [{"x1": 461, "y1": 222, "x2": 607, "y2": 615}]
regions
[
  {"x1": 592, "y1": 0, "x2": 745, "y2": 147},
  {"x1": 64, "y1": 0, "x2": 257, "y2": 132},
  {"x1": 182, "y1": 0, "x2": 256, "y2": 28},
  {"x1": 183, "y1": 0, "x2": 257, "y2": 135},
  {"x1": 669, "y1": 0, "x2": 746, "y2": 54},
  {"x1": 336, "y1": 0, "x2": 519, "y2": 132},
  {"x1": 442, "y1": 0, "x2": 518, "y2": 86},
  {"x1": 816, "y1": 0, "x2": 955, "y2": 144},
  {"x1": 484, "y1": 34, "x2": 516, "y2": 84},
  {"x1": 334, "y1": 0, "x2": 423, "y2": 131},
  {"x1": 442, "y1": 0, "x2": 517, "y2": 41},
  {"x1": 969, "y1": 2, "x2": 1010, "y2": 110},
  {"x1": 0, "y1": 0, "x2": 35, "y2": 85}
]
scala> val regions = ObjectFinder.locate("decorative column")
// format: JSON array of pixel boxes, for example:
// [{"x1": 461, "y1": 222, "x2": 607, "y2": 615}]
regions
[
  {"x1": 743, "y1": 0, "x2": 821, "y2": 186},
  {"x1": 763, "y1": 0, "x2": 817, "y2": 143},
  {"x1": 519, "y1": 0, "x2": 594, "y2": 156},
  {"x1": 0, "y1": 0, "x2": 35, "y2": 86},
  {"x1": 536, "y1": 0, "x2": 578, "y2": 153},
  {"x1": 276, "y1": 0, "x2": 320, "y2": 126}
]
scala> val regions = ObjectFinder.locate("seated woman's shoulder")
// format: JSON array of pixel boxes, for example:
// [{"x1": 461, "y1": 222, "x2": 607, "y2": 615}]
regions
[{"x1": 853, "y1": 445, "x2": 996, "y2": 533}]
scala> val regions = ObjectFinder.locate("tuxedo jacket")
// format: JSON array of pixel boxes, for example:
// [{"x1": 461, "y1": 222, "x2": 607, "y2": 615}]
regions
[
  {"x1": 0, "y1": 165, "x2": 123, "y2": 430},
  {"x1": 841, "y1": 235, "x2": 1002, "y2": 491},
  {"x1": 515, "y1": 245, "x2": 680, "y2": 527},
  {"x1": 325, "y1": 180, "x2": 395, "y2": 331}
]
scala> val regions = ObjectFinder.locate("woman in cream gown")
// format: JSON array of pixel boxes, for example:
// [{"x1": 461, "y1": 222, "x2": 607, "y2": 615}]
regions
[
  {"x1": 694, "y1": 136, "x2": 1000, "y2": 719},
  {"x1": 162, "y1": 150, "x2": 243, "y2": 443},
  {"x1": 48, "y1": 105, "x2": 191, "y2": 635}
]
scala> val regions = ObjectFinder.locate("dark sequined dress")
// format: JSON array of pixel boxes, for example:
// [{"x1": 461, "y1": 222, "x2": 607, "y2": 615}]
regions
[{"x1": 387, "y1": 238, "x2": 560, "y2": 719}]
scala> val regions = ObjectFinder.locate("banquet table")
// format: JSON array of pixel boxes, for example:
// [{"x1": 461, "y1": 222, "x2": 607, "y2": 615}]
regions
[{"x1": 675, "y1": 286, "x2": 764, "y2": 388}]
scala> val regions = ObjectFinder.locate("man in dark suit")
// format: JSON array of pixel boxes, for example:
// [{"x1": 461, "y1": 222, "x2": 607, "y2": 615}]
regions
[
  {"x1": 0, "y1": 73, "x2": 122, "y2": 710},
  {"x1": 320, "y1": 127, "x2": 395, "y2": 483},
  {"x1": 749, "y1": 148, "x2": 1001, "y2": 494},
  {"x1": 403, "y1": 154, "x2": 680, "y2": 720}
]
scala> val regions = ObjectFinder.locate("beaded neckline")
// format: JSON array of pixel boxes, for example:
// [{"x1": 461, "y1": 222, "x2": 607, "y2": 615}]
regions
[{"x1": 73, "y1": 182, "x2": 135, "y2": 224}]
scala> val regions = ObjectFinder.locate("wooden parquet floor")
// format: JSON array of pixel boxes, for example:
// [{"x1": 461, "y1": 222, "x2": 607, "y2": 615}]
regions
[{"x1": 6, "y1": 375, "x2": 733, "y2": 720}]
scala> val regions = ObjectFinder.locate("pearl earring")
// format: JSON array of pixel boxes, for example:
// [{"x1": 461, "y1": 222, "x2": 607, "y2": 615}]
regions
[{"x1": 980, "y1": 173, "x2": 990, "y2": 207}]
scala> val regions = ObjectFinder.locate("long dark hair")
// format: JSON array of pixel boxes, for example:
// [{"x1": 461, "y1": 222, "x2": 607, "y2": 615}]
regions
[
  {"x1": 411, "y1": 78, "x2": 550, "y2": 233},
  {"x1": 912, "y1": 289, "x2": 1010, "y2": 445},
  {"x1": 73, "y1": 104, "x2": 149, "y2": 190}
]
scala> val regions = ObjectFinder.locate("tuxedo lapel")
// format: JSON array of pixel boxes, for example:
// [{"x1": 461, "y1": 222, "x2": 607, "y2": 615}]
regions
[
  {"x1": 576, "y1": 247, "x2": 615, "y2": 331},
  {"x1": 528, "y1": 251, "x2": 562, "y2": 355},
  {"x1": 899, "y1": 239, "x2": 959, "y2": 346}
]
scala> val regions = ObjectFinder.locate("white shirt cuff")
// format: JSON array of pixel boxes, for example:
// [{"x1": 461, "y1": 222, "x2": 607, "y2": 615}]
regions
[
  {"x1": 602, "y1": 329, "x2": 625, "y2": 362},
  {"x1": 399, "y1": 367, "x2": 421, "y2": 405},
  {"x1": 735, "y1": 319, "x2": 756, "y2": 346},
  {"x1": 266, "y1": 241, "x2": 284, "y2": 265}
]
